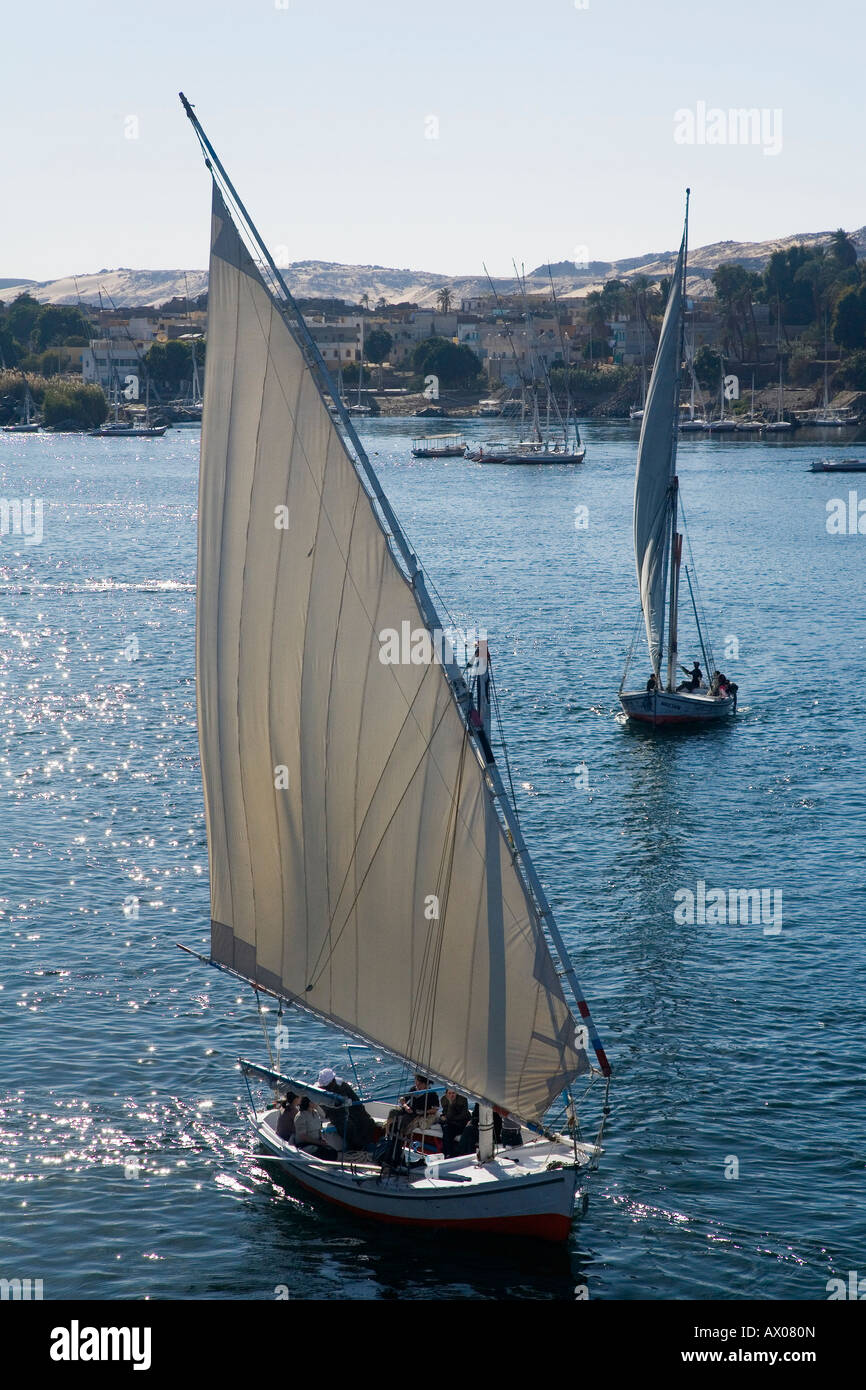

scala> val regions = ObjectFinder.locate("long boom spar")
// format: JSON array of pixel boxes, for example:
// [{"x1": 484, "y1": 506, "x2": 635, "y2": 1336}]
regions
[{"x1": 179, "y1": 93, "x2": 610, "y2": 1081}]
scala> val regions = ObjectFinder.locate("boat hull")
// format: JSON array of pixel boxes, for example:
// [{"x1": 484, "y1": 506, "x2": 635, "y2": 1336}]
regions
[
  {"x1": 620, "y1": 688, "x2": 735, "y2": 726},
  {"x1": 468, "y1": 448, "x2": 585, "y2": 465},
  {"x1": 255, "y1": 1109, "x2": 584, "y2": 1243},
  {"x1": 811, "y1": 459, "x2": 866, "y2": 473}
]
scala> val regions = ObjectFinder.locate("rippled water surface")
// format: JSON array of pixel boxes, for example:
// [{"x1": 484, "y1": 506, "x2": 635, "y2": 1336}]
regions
[{"x1": 1, "y1": 420, "x2": 864, "y2": 1300}]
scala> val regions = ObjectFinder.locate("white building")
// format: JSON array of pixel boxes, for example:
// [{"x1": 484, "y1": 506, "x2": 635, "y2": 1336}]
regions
[{"x1": 82, "y1": 339, "x2": 142, "y2": 391}]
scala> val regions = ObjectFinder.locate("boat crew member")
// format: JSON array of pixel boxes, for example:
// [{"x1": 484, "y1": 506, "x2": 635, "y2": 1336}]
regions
[
  {"x1": 316, "y1": 1068, "x2": 377, "y2": 1151},
  {"x1": 678, "y1": 661, "x2": 703, "y2": 691},
  {"x1": 646, "y1": 673, "x2": 658, "y2": 693}
]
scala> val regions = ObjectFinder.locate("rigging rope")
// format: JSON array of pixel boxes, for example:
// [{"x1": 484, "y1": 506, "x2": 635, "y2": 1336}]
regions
[
  {"x1": 620, "y1": 608, "x2": 644, "y2": 692},
  {"x1": 678, "y1": 495, "x2": 718, "y2": 676}
]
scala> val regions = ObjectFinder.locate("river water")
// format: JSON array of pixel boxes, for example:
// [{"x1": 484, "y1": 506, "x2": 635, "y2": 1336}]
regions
[{"x1": 1, "y1": 419, "x2": 863, "y2": 1300}]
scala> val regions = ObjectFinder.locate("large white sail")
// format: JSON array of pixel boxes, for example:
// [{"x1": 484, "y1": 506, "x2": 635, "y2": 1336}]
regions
[
  {"x1": 633, "y1": 237, "x2": 684, "y2": 674},
  {"x1": 197, "y1": 186, "x2": 587, "y2": 1122}
]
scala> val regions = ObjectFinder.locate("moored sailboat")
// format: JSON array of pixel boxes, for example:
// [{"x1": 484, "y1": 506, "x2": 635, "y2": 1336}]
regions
[
  {"x1": 2, "y1": 377, "x2": 40, "y2": 433},
  {"x1": 180, "y1": 94, "x2": 610, "y2": 1242},
  {"x1": 466, "y1": 265, "x2": 585, "y2": 464},
  {"x1": 619, "y1": 192, "x2": 738, "y2": 728}
]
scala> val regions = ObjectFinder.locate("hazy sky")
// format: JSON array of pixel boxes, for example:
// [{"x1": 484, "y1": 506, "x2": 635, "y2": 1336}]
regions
[{"x1": 4, "y1": 0, "x2": 863, "y2": 281}]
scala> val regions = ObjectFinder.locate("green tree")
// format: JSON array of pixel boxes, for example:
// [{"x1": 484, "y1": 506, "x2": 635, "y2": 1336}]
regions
[
  {"x1": 693, "y1": 345, "x2": 723, "y2": 391},
  {"x1": 712, "y1": 263, "x2": 761, "y2": 361},
  {"x1": 832, "y1": 285, "x2": 866, "y2": 352},
  {"x1": 830, "y1": 228, "x2": 858, "y2": 270},
  {"x1": 33, "y1": 304, "x2": 94, "y2": 351},
  {"x1": 6, "y1": 293, "x2": 42, "y2": 348},
  {"x1": 42, "y1": 382, "x2": 107, "y2": 429},
  {"x1": 759, "y1": 247, "x2": 814, "y2": 329},
  {"x1": 436, "y1": 286, "x2": 453, "y2": 314},
  {"x1": 144, "y1": 339, "x2": 201, "y2": 390},
  {"x1": 412, "y1": 336, "x2": 480, "y2": 386},
  {"x1": 836, "y1": 348, "x2": 866, "y2": 390},
  {"x1": 600, "y1": 279, "x2": 628, "y2": 317},
  {"x1": 364, "y1": 328, "x2": 392, "y2": 363}
]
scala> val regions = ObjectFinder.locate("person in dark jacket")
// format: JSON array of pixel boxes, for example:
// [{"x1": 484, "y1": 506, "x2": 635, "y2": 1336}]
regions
[
  {"x1": 455, "y1": 1103, "x2": 504, "y2": 1155},
  {"x1": 316, "y1": 1067, "x2": 377, "y2": 1151},
  {"x1": 439, "y1": 1088, "x2": 470, "y2": 1157}
]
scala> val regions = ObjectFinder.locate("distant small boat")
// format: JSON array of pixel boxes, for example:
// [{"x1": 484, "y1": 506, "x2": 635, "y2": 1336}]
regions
[
  {"x1": 466, "y1": 438, "x2": 585, "y2": 464},
  {"x1": 89, "y1": 363, "x2": 167, "y2": 436},
  {"x1": 411, "y1": 433, "x2": 466, "y2": 458},
  {"x1": 2, "y1": 379, "x2": 40, "y2": 432},
  {"x1": 765, "y1": 312, "x2": 793, "y2": 431},
  {"x1": 813, "y1": 316, "x2": 854, "y2": 427},
  {"x1": 88, "y1": 421, "x2": 168, "y2": 438},
  {"x1": 810, "y1": 457, "x2": 866, "y2": 473}
]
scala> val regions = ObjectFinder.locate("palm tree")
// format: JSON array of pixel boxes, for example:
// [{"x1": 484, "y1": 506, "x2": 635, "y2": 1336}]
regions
[
  {"x1": 436, "y1": 286, "x2": 453, "y2": 314},
  {"x1": 830, "y1": 229, "x2": 858, "y2": 270}
]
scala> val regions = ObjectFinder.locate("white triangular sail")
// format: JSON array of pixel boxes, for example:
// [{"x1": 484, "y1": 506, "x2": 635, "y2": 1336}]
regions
[
  {"x1": 633, "y1": 236, "x2": 684, "y2": 674},
  {"x1": 196, "y1": 186, "x2": 587, "y2": 1122}
]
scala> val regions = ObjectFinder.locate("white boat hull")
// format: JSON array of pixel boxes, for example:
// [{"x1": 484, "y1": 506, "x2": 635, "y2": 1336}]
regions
[
  {"x1": 254, "y1": 1107, "x2": 589, "y2": 1242},
  {"x1": 467, "y1": 448, "x2": 585, "y2": 465},
  {"x1": 620, "y1": 688, "x2": 735, "y2": 726}
]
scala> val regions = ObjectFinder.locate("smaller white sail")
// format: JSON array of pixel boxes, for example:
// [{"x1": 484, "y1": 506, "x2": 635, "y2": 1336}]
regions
[{"x1": 633, "y1": 237, "x2": 684, "y2": 675}]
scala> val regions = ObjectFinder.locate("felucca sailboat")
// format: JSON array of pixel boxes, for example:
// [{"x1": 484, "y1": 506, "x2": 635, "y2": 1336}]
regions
[
  {"x1": 619, "y1": 193, "x2": 738, "y2": 728},
  {"x1": 180, "y1": 96, "x2": 610, "y2": 1242}
]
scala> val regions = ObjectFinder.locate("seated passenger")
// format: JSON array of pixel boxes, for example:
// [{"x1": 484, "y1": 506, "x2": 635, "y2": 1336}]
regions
[
  {"x1": 276, "y1": 1090, "x2": 299, "y2": 1141},
  {"x1": 387, "y1": 1074, "x2": 440, "y2": 1139},
  {"x1": 496, "y1": 1107, "x2": 523, "y2": 1147},
  {"x1": 439, "y1": 1088, "x2": 470, "y2": 1157},
  {"x1": 455, "y1": 1104, "x2": 504, "y2": 1156},
  {"x1": 293, "y1": 1095, "x2": 335, "y2": 1158}
]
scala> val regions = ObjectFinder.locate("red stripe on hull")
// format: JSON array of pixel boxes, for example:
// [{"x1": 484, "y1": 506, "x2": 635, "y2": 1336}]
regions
[{"x1": 290, "y1": 1172, "x2": 573, "y2": 1243}]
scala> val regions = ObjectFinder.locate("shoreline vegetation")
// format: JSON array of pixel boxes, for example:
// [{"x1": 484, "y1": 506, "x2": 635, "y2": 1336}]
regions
[{"x1": 2, "y1": 227, "x2": 866, "y2": 429}]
